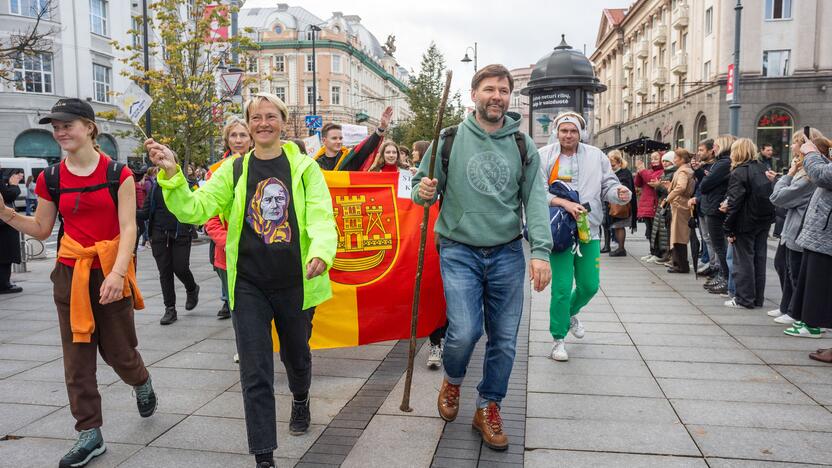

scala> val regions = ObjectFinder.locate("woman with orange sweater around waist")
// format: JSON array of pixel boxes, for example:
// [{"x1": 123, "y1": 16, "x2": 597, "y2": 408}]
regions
[{"x1": 0, "y1": 98, "x2": 157, "y2": 468}]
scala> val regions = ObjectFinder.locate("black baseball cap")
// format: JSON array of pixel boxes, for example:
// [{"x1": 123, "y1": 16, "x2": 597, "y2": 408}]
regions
[{"x1": 38, "y1": 98, "x2": 96, "y2": 124}]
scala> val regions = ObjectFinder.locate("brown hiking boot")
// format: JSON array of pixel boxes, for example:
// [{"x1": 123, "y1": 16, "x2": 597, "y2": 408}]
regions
[
  {"x1": 437, "y1": 378, "x2": 460, "y2": 422},
  {"x1": 473, "y1": 401, "x2": 508, "y2": 450}
]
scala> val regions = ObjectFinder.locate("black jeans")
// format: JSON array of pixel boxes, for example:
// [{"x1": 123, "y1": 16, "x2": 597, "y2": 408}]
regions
[
  {"x1": 232, "y1": 277, "x2": 314, "y2": 455},
  {"x1": 150, "y1": 227, "x2": 197, "y2": 308},
  {"x1": 780, "y1": 247, "x2": 803, "y2": 318},
  {"x1": 732, "y1": 227, "x2": 770, "y2": 308},
  {"x1": 0, "y1": 263, "x2": 11, "y2": 288},
  {"x1": 643, "y1": 218, "x2": 653, "y2": 242},
  {"x1": 429, "y1": 323, "x2": 448, "y2": 346},
  {"x1": 706, "y1": 214, "x2": 729, "y2": 280}
]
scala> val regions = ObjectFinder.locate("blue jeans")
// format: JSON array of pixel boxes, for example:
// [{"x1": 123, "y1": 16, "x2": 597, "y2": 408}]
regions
[
  {"x1": 25, "y1": 198, "x2": 36, "y2": 216},
  {"x1": 216, "y1": 268, "x2": 228, "y2": 302},
  {"x1": 727, "y1": 245, "x2": 736, "y2": 296},
  {"x1": 439, "y1": 237, "x2": 525, "y2": 407}
]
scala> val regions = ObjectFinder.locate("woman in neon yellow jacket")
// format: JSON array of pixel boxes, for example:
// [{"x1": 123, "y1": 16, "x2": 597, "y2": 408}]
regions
[{"x1": 145, "y1": 93, "x2": 337, "y2": 468}]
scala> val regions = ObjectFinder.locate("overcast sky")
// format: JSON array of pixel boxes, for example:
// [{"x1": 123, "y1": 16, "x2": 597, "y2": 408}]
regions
[{"x1": 242, "y1": 0, "x2": 631, "y2": 104}]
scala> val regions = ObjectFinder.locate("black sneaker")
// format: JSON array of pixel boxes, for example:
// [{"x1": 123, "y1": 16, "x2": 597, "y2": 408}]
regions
[
  {"x1": 59, "y1": 428, "x2": 106, "y2": 468},
  {"x1": 256, "y1": 461, "x2": 275, "y2": 468},
  {"x1": 217, "y1": 301, "x2": 230, "y2": 320},
  {"x1": 289, "y1": 398, "x2": 311, "y2": 435},
  {"x1": 609, "y1": 248, "x2": 626, "y2": 257},
  {"x1": 185, "y1": 284, "x2": 200, "y2": 311},
  {"x1": 160, "y1": 306, "x2": 177, "y2": 325},
  {"x1": 134, "y1": 376, "x2": 157, "y2": 417}
]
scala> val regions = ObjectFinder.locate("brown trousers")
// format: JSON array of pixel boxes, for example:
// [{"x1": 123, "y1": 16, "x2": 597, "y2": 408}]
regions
[{"x1": 52, "y1": 262, "x2": 149, "y2": 431}]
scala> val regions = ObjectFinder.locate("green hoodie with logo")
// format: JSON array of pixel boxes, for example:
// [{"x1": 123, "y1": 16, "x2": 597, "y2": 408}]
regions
[{"x1": 412, "y1": 114, "x2": 552, "y2": 261}]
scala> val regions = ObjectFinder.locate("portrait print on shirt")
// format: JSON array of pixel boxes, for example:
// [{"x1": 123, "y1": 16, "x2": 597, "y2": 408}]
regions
[{"x1": 246, "y1": 177, "x2": 292, "y2": 244}]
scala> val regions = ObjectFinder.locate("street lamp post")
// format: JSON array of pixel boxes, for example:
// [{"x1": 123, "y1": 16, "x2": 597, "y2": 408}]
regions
[
  {"x1": 461, "y1": 42, "x2": 478, "y2": 71},
  {"x1": 729, "y1": 0, "x2": 743, "y2": 136},
  {"x1": 141, "y1": 0, "x2": 152, "y2": 148},
  {"x1": 310, "y1": 25, "x2": 321, "y2": 135}
]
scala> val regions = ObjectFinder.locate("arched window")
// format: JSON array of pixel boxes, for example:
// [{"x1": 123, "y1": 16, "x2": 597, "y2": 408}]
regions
[
  {"x1": 756, "y1": 107, "x2": 793, "y2": 172},
  {"x1": 654, "y1": 128, "x2": 663, "y2": 142},
  {"x1": 696, "y1": 114, "x2": 708, "y2": 143},
  {"x1": 13, "y1": 129, "x2": 61, "y2": 162},
  {"x1": 674, "y1": 123, "x2": 685, "y2": 149},
  {"x1": 97, "y1": 134, "x2": 118, "y2": 159}
]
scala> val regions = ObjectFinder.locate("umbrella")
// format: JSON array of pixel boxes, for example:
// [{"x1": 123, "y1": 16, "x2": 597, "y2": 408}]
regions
[{"x1": 688, "y1": 207, "x2": 701, "y2": 279}]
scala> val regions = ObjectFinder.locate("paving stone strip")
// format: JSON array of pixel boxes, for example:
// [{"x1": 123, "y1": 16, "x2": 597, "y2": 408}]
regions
[{"x1": 296, "y1": 339, "x2": 419, "y2": 467}]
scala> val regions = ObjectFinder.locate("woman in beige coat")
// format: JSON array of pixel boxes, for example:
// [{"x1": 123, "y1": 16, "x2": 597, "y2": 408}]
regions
[{"x1": 665, "y1": 149, "x2": 696, "y2": 273}]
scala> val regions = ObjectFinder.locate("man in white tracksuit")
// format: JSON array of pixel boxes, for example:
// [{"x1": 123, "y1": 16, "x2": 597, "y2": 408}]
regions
[{"x1": 538, "y1": 112, "x2": 631, "y2": 361}]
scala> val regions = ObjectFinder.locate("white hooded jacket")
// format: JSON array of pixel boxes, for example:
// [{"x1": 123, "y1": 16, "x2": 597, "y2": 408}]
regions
[{"x1": 538, "y1": 141, "x2": 632, "y2": 240}]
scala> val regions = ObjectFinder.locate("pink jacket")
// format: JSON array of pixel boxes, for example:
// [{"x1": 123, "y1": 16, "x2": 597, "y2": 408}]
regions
[
  {"x1": 204, "y1": 217, "x2": 228, "y2": 270},
  {"x1": 634, "y1": 167, "x2": 665, "y2": 218}
]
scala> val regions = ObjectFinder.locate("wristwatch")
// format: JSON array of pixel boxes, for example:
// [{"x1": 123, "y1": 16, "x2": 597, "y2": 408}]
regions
[{"x1": 376, "y1": 127, "x2": 386, "y2": 135}]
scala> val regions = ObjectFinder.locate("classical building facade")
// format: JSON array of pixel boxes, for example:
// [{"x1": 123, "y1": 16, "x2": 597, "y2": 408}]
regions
[
  {"x1": 0, "y1": 0, "x2": 139, "y2": 163},
  {"x1": 509, "y1": 65, "x2": 532, "y2": 138},
  {"x1": 239, "y1": 4, "x2": 411, "y2": 139},
  {"x1": 591, "y1": 0, "x2": 832, "y2": 170}
]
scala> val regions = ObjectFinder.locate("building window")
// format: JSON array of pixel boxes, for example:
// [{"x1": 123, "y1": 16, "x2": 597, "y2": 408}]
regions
[
  {"x1": 763, "y1": 50, "x2": 790, "y2": 77},
  {"x1": 674, "y1": 123, "x2": 685, "y2": 149},
  {"x1": 757, "y1": 107, "x2": 793, "y2": 170},
  {"x1": 274, "y1": 55, "x2": 284, "y2": 72},
  {"x1": 331, "y1": 85, "x2": 340, "y2": 105},
  {"x1": 274, "y1": 86, "x2": 286, "y2": 102},
  {"x1": 247, "y1": 57, "x2": 258, "y2": 73},
  {"x1": 93, "y1": 63, "x2": 111, "y2": 103},
  {"x1": 765, "y1": 0, "x2": 792, "y2": 20},
  {"x1": 131, "y1": 17, "x2": 143, "y2": 48},
  {"x1": 13, "y1": 52, "x2": 53, "y2": 94},
  {"x1": 705, "y1": 7, "x2": 713, "y2": 35},
  {"x1": 10, "y1": 0, "x2": 48, "y2": 17},
  {"x1": 90, "y1": 0, "x2": 109, "y2": 37},
  {"x1": 305, "y1": 30, "x2": 316, "y2": 41},
  {"x1": 703, "y1": 60, "x2": 711, "y2": 80},
  {"x1": 306, "y1": 54, "x2": 314, "y2": 72},
  {"x1": 332, "y1": 54, "x2": 342, "y2": 74},
  {"x1": 306, "y1": 86, "x2": 314, "y2": 105},
  {"x1": 696, "y1": 114, "x2": 708, "y2": 142}
]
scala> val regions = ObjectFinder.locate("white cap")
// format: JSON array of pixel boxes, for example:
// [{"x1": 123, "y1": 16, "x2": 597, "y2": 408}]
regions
[{"x1": 662, "y1": 151, "x2": 675, "y2": 163}]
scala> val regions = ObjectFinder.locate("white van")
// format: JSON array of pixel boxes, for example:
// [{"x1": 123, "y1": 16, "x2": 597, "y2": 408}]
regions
[{"x1": 0, "y1": 157, "x2": 50, "y2": 209}]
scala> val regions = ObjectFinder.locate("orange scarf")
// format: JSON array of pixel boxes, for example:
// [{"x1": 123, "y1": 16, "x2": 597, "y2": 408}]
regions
[{"x1": 57, "y1": 234, "x2": 144, "y2": 343}]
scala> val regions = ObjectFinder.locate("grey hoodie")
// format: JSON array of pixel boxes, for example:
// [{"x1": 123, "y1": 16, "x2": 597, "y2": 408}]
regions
[{"x1": 770, "y1": 172, "x2": 815, "y2": 252}]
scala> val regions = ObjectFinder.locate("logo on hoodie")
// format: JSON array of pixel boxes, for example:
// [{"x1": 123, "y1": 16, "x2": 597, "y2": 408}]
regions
[{"x1": 467, "y1": 151, "x2": 511, "y2": 195}]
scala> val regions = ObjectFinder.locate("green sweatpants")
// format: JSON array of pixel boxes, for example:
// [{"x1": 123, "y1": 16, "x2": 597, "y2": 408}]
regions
[{"x1": 549, "y1": 240, "x2": 601, "y2": 339}]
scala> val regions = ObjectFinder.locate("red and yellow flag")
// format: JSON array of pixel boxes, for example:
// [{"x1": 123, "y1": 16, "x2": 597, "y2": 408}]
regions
[{"x1": 275, "y1": 171, "x2": 446, "y2": 350}]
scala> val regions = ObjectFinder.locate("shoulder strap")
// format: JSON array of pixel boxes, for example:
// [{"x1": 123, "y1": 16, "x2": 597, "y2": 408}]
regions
[
  {"x1": 440, "y1": 126, "x2": 458, "y2": 176},
  {"x1": 45, "y1": 163, "x2": 61, "y2": 207},
  {"x1": 514, "y1": 131, "x2": 528, "y2": 166},
  {"x1": 106, "y1": 160, "x2": 124, "y2": 208},
  {"x1": 233, "y1": 156, "x2": 243, "y2": 187}
]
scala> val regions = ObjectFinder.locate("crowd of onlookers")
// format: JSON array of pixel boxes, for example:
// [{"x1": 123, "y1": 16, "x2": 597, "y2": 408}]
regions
[{"x1": 606, "y1": 131, "x2": 832, "y2": 363}]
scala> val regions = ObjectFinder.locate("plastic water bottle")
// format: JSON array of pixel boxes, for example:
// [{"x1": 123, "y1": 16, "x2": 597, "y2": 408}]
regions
[{"x1": 577, "y1": 211, "x2": 591, "y2": 244}]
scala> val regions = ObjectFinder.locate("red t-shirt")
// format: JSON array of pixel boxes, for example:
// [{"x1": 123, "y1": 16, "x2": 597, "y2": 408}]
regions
[
  {"x1": 36, "y1": 154, "x2": 133, "y2": 267},
  {"x1": 380, "y1": 164, "x2": 399, "y2": 173}
]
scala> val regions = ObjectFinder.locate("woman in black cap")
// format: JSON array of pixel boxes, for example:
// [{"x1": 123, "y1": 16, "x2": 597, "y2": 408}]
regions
[{"x1": 0, "y1": 98, "x2": 156, "y2": 468}]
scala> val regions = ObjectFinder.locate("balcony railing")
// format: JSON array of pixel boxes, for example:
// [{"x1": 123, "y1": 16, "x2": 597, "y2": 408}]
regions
[
  {"x1": 622, "y1": 52, "x2": 634, "y2": 69},
  {"x1": 653, "y1": 24, "x2": 667, "y2": 46},
  {"x1": 623, "y1": 88, "x2": 633, "y2": 103},
  {"x1": 652, "y1": 66, "x2": 668, "y2": 86},
  {"x1": 672, "y1": 3, "x2": 690, "y2": 30},
  {"x1": 635, "y1": 79, "x2": 648, "y2": 95},
  {"x1": 636, "y1": 40, "x2": 649, "y2": 59},
  {"x1": 671, "y1": 52, "x2": 688, "y2": 75}
]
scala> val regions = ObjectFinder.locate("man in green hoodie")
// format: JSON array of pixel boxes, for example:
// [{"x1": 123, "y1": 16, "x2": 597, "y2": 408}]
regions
[{"x1": 413, "y1": 64, "x2": 552, "y2": 451}]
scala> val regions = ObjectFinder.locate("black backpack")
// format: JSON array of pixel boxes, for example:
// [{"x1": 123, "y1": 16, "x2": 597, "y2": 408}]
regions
[
  {"x1": 439, "y1": 125, "x2": 530, "y2": 203},
  {"x1": 44, "y1": 159, "x2": 125, "y2": 240}
]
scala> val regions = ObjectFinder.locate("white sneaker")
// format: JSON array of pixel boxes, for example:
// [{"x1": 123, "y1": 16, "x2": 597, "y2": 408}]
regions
[
  {"x1": 233, "y1": 353, "x2": 239, "y2": 363},
  {"x1": 767, "y1": 309, "x2": 783, "y2": 317},
  {"x1": 640, "y1": 254, "x2": 654, "y2": 262},
  {"x1": 426, "y1": 343, "x2": 442, "y2": 369},
  {"x1": 774, "y1": 314, "x2": 796, "y2": 325},
  {"x1": 724, "y1": 298, "x2": 746, "y2": 309},
  {"x1": 569, "y1": 316, "x2": 585, "y2": 339},
  {"x1": 697, "y1": 262, "x2": 711, "y2": 274},
  {"x1": 550, "y1": 340, "x2": 568, "y2": 361}
]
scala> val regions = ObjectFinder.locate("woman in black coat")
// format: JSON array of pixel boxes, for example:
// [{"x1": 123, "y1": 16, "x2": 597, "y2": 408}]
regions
[
  {"x1": 607, "y1": 151, "x2": 637, "y2": 256},
  {"x1": 0, "y1": 169, "x2": 24, "y2": 294}
]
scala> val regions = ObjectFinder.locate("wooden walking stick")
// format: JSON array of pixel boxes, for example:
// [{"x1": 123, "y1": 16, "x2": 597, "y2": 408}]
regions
[{"x1": 400, "y1": 71, "x2": 453, "y2": 412}]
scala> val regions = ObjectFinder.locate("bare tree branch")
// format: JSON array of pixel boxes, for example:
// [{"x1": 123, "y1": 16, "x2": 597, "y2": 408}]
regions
[{"x1": 0, "y1": 0, "x2": 59, "y2": 82}]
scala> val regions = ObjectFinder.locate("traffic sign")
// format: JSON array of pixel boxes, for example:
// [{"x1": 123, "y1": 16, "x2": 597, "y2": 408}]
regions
[
  {"x1": 305, "y1": 115, "x2": 323, "y2": 129},
  {"x1": 220, "y1": 72, "x2": 243, "y2": 95}
]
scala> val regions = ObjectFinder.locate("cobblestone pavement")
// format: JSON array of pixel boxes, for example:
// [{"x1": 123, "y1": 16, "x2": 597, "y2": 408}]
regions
[{"x1": 0, "y1": 235, "x2": 830, "y2": 467}]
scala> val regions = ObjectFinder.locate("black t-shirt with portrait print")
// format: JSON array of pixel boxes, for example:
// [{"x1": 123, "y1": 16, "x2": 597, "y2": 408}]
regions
[{"x1": 237, "y1": 152, "x2": 303, "y2": 290}]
